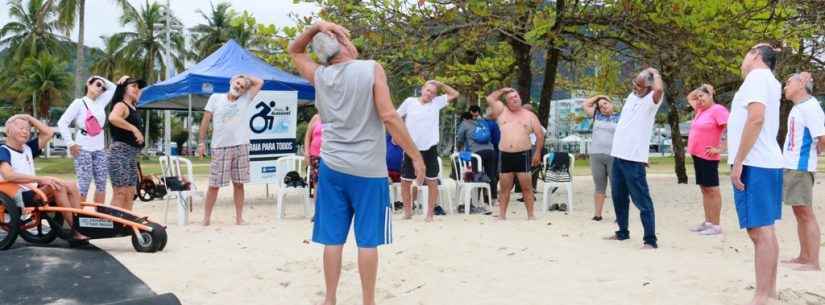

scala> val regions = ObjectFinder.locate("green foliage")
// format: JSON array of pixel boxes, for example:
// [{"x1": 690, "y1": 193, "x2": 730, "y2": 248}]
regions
[{"x1": 11, "y1": 52, "x2": 73, "y2": 118}]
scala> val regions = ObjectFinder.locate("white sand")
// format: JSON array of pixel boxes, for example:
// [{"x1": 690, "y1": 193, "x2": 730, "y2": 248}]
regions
[{"x1": 92, "y1": 175, "x2": 825, "y2": 305}]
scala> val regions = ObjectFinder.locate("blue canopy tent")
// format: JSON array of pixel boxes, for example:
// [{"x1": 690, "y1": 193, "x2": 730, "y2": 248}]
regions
[
  {"x1": 135, "y1": 39, "x2": 313, "y2": 158},
  {"x1": 138, "y1": 39, "x2": 314, "y2": 110}
]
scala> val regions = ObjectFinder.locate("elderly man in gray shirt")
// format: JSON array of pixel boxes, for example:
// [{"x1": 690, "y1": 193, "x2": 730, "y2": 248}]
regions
[{"x1": 289, "y1": 21, "x2": 424, "y2": 305}]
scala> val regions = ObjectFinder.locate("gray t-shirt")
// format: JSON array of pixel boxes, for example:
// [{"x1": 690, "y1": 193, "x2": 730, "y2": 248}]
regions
[
  {"x1": 456, "y1": 119, "x2": 494, "y2": 153},
  {"x1": 313, "y1": 60, "x2": 387, "y2": 178},
  {"x1": 590, "y1": 112, "x2": 620, "y2": 155}
]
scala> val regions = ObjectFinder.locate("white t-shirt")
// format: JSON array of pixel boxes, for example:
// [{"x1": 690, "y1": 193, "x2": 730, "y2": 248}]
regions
[
  {"x1": 726, "y1": 68, "x2": 783, "y2": 168},
  {"x1": 783, "y1": 97, "x2": 825, "y2": 172},
  {"x1": 0, "y1": 139, "x2": 41, "y2": 190},
  {"x1": 610, "y1": 91, "x2": 662, "y2": 163},
  {"x1": 57, "y1": 78, "x2": 116, "y2": 151},
  {"x1": 204, "y1": 92, "x2": 253, "y2": 148},
  {"x1": 397, "y1": 95, "x2": 448, "y2": 150}
]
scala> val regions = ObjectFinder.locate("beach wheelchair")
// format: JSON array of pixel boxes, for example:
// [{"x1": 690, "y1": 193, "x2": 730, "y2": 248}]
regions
[{"x1": 0, "y1": 182, "x2": 167, "y2": 252}]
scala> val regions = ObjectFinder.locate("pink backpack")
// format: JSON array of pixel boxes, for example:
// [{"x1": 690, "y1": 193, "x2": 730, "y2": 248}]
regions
[{"x1": 82, "y1": 101, "x2": 102, "y2": 136}]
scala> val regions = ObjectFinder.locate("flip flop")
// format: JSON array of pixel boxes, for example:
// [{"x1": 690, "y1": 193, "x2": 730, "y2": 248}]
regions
[{"x1": 558, "y1": 203, "x2": 568, "y2": 212}]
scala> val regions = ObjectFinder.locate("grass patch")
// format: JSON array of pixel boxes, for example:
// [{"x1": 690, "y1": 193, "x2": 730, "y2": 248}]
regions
[{"x1": 36, "y1": 156, "x2": 213, "y2": 177}]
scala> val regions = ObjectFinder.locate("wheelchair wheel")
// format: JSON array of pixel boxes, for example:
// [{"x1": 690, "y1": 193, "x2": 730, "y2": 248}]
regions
[
  {"x1": 0, "y1": 193, "x2": 21, "y2": 250},
  {"x1": 19, "y1": 211, "x2": 58, "y2": 245},
  {"x1": 131, "y1": 223, "x2": 166, "y2": 253},
  {"x1": 137, "y1": 186, "x2": 154, "y2": 202}
]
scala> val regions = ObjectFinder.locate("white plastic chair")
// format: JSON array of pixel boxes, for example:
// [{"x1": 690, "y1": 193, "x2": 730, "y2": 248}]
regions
[
  {"x1": 158, "y1": 156, "x2": 203, "y2": 226},
  {"x1": 450, "y1": 152, "x2": 492, "y2": 215},
  {"x1": 541, "y1": 153, "x2": 575, "y2": 214},
  {"x1": 409, "y1": 157, "x2": 454, "y2": 215},
  {"x1": 274, "y1": 155, "x2": 310, "y2": 219}
]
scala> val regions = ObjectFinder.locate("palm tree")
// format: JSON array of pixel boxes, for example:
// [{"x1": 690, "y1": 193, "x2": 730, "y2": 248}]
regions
[
  {"x1": 90, "y1": 34, "x2": 139, "y2": 81},
  {"x1": 189, "y1": 1, "x2": 236, "y2": 61},
  {"x1": 12, "y1": 52, "x2": 73, "y2": 119},
  {"x1": 0, "y1": 0, "x2": 67, "y2": 63},
  {"x1": 55, "y1": 0, "x2": 87, "y2": 97},
  {"x1": 112, "y1": 0, "x2": 185, "y2": 83}
]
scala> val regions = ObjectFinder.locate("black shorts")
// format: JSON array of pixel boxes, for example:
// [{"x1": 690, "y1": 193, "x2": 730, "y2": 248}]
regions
[
  {"x1": 692, "y1": 155, "x2": 720, "y2": 187},
  {"x1": 21, "y1": 190, "x2": 40, "y2": 207},
  {"x1": 402, "y1": 145, "x2": 439, "y2": 180},
  {"x1": 499, "y1": 150, "x2": 531, "y2": 173}
]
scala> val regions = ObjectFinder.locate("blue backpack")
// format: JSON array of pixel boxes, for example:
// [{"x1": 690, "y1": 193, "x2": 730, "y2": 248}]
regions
[{"x1": 471, "y1": 121, "x2": 491, "y2": 144}]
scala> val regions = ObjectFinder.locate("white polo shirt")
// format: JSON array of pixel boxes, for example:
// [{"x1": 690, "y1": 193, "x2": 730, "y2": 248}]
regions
[
  {"x1": 726, "y1": 68, "x2": 782, "y2": 168},
  {"x1": 783, "y1": 97, "x2": 825, "y2": 172},
  {"x1": 397, "y1": 95, "x2": 448, "y2": 150},
  {"x1": 610, "y1": 91, "x2": 662, "y2": 163}
]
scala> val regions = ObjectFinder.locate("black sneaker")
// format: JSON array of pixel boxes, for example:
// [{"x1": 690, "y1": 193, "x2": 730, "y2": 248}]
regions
[
  {"x1": 433, "y1": 206, "x2": 446, "y2": 216},
  {"x1": 393, "y1": 201, "x2": 404, "y2": 211}
]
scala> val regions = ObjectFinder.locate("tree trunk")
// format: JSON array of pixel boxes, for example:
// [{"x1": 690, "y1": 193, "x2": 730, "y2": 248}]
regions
[
  {"x1": 510, "y1": 40, "x2": 532, "y2": 104},
  {"x1": 538, "y1": 46, "x2": 560, "y2": 129},
  {"x1": 73, "y1": 0, "x2": 85, "y2": 97},
  {"x1": 777, "y1": 97, "x2": 792, "y2": 146},
  {"x1": 662, "y1": 73, "x2": 688, "y2": 184},
  {"x1": 144, "y1": 48, "x2": 155, "y2": 83},
  {"x1": 536, "y1": 0, "x2": 565, "y2": 129}
]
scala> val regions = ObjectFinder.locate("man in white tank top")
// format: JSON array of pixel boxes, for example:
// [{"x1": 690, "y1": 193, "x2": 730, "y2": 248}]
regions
[{"x1": 289, "y1": 21, "x2": 425, "y2": 305}]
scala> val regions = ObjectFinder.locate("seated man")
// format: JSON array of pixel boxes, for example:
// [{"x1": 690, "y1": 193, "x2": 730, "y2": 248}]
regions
[{"x1": 0, "y1": 114, "x2": 88, "y2": 241}]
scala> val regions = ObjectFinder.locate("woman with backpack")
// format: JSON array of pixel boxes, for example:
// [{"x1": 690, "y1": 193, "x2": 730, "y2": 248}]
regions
[
  {"x1": 582, "y1": 95, "x2": 620, "y2": 221},
  {"x1": 57, "y1": 75, "x2": 127, "y2": 203}
]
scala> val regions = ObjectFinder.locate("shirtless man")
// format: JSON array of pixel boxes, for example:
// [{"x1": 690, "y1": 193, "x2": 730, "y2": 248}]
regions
[{"x1": 486, "y1": 88, "x2": 544, "y2": 220}]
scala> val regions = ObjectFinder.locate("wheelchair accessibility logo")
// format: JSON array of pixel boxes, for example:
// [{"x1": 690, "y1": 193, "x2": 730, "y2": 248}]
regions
[{"x1": 250, "y1": 101, "x2": 291, "y2": 134}]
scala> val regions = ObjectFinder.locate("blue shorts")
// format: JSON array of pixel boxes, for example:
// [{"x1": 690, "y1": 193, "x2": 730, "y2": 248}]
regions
[
  {"x1": 733, "y1": 165, "x2": 783, "y2": 229},
  {"x1": 312, "y1": 161, "x2": 392, "y2": 248}
]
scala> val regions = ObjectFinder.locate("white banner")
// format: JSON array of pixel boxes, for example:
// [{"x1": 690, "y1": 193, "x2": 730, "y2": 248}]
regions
[{"x1": 247, "y1": 91, "x2": 297, "y2": 184}]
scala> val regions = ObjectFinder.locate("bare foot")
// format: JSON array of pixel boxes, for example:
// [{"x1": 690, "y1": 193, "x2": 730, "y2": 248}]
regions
[
  {"x1": 73, "y1": 232, "x2": 90, "y2": 241},
  {"x1": 791, "y1": 263, "x2": 821, "y2": 271},
  {"x1": 201, "y1": 219, "x2": 211, "y2": 226},
  {"x1": 781, "y1": 257, "x2": 803, "y2": 264},
  {"x1": 235, "y1": 219, "x2": 247, "y2": 225},
  {"x1": 402, "y1": 214, "x2": 413, "y2": 220},
  {"x1": 745, "y1": 295, "x2": 777, "y2": 305},
  {"x1": 495, "y1": 215, "x2": 506, "y2": 221},
  {"x1": 425, "y1": 216, "x2": 434, "y2": 222},
  {"x1": 527, "y1": 215, "x2": 536, "y2": 221},
  {"x1": 603, "y1": 235, "x2": 620, "y2": 240},
  {"x1": 316, "y1": 299, "x2": 335, "y2": 305}
]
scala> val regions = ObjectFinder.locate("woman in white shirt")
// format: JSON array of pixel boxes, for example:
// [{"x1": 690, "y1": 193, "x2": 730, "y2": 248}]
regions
[{"x1": 57, "y1": 75, "x2": 125, "y2": 203}]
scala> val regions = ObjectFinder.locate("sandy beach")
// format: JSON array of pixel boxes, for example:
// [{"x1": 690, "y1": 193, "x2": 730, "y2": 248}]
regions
[{"x1": 91, "y1": 174, "x2": 825, "y2": 305}]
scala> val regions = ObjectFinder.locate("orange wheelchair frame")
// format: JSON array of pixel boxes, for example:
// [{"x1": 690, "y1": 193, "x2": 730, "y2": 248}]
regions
[{"x1": 0, "y1": 182, "x2": 167, "y2": 252}]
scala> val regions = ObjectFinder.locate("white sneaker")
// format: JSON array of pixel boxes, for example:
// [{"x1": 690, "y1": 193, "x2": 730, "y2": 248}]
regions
[
  {"x1": 698, "y1": 225, "x2": 722, "y2": 236},
  {"x1": 690, "y1": 222, "x2": 711, "y2": 232}
]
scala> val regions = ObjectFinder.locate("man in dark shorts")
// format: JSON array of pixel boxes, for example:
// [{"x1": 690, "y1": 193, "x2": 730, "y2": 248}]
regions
[
  {"x1": 397, "y1": 80, "x2": 459, "y2": 221},
  {"x1": 486, "y1": 88, "x2": 544, "y2": 220}
]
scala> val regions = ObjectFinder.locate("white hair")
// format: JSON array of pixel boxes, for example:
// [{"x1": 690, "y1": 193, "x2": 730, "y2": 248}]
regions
[
  {"x1": 311, "y1": 32, "x2": 342, "y2": 65},
  {"x1": 4, "y1": 115, "x2": 27, "y2": 129},
  {"x1": 791, "y1": 73, "x2": 814, "y2": 95}
]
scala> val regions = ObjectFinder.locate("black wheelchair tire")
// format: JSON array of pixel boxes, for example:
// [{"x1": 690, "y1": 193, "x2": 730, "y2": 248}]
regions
[
  {"x1": 131, "y1": 223, "x2": 166, "y2": 253},
  {"x1": 19, "y1": 211, "x2": 58, "y2": 245},
  {"x1": 0, "y1": 193, "x2": 21, "y2": 250}
]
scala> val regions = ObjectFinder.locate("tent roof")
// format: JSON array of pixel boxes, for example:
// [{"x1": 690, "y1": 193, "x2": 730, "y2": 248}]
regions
[{"x1": 138, "y1": 40, "x2": 314, "y2": 110}]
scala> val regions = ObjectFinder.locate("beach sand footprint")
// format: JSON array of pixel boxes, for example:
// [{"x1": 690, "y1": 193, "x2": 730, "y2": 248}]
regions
[{"x1": 778, "y1": 288, "x2": 825, "y2": 305}]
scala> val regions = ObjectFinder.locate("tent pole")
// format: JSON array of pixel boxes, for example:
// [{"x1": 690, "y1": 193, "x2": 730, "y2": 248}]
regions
[
  {"x1": 164, "y1": 110, "x2": 171, "y2": 156},
  {"x1": 188, "y1": 94, "x2": 193, "y2": 155}
]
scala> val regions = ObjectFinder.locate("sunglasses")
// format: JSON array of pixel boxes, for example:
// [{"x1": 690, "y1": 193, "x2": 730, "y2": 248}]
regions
[{"x1": 89, "y1": 79, "x2": 107, "y2": 92}]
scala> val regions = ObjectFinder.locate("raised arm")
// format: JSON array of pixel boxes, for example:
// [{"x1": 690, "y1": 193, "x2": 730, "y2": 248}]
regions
[
  {"x1": 244, "y1": 75, "x2": 264, "y2": 99},
  {"x1": 21, "y1": 115, "x2": 54, "y2": 150},
  {"x1": 645, "y1": 68, "x2": 664, "y2": 104},
  {"x1": 582, "y1": 95, "x2": 605, "y2": 117},
  {"x1": 429, "y1": 80, "x2": 460, "y2": 102},
  {"x1": 485, "y1": 87, "x2": 512, "y2": 119},
  {"x1": 373, "y1": 63, "x2": 425, "y2": 184},
  {"x1": 686, "y1": 90, "x2": 700, "y2": 111},
  {"x1": 288, "y1": 21, "x2": 350, "y2": 84}
]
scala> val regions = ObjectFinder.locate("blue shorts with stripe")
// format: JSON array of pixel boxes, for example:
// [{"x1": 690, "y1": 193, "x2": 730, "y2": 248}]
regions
[
  {"x1": 733, "y1": 165, "x2": 783, "y2": 229},
  {"x1": 312, "y1": 160, "x2": 392, "y2": 248}
]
